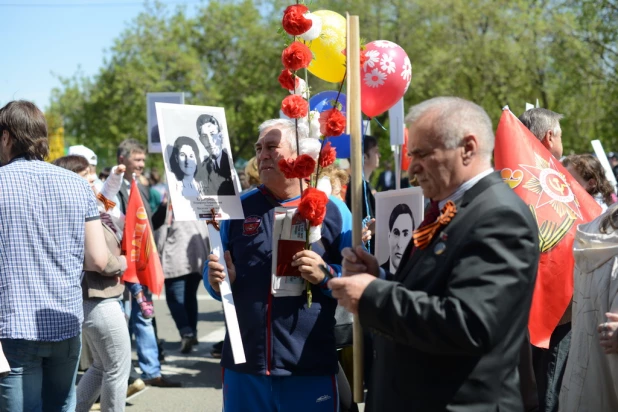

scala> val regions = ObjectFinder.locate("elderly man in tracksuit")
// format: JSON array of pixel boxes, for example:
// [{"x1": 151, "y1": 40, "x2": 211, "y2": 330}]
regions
[{"x1": 206, "y1": 118, "x2": 352, "y2": 411}]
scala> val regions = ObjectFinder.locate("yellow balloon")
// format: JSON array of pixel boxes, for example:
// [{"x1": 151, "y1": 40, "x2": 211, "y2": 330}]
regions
[{"x1": 303, "y1": 10, "x2": 346, "y2": 84}]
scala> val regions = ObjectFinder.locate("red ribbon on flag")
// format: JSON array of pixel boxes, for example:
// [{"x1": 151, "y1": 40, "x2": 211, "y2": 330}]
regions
[
  {"x1": 494, "y1": 109, "x2": 602, "y2": 348},
  {"x1": 121, "y1": 179, "x2": 165, "y2": 296}
]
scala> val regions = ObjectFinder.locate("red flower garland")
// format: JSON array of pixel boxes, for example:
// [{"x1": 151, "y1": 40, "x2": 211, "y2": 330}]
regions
[
  {"x1": 278, "y1": 69, "x2": 296, "y2": 91},
  {"x1": 294, "y1": 154, "x2": 316, "y2": 178},
  {"x1": 281, "y1": 95, "x2": 309, "y2": 119},
  {"x1": 278, "y1": 154, "x2": 316, "y2": 179},
  {"x1": 319, "y1": 142, "x2": 336, "y2": 168},
  {"x1": 282, "y1": 4, "x2": 313, "y2": 36},
  {"x1": 281, "y1": 41, "x2": 313, "y2": 71},
  {"x1": 298, "y1": 188, "x2": 328, "y2": 227},
  {"x1": 319, "y1": 108, "x2": 346, "y2": 137}
]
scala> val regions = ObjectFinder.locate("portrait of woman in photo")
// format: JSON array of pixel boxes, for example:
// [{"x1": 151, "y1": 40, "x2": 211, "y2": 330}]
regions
[{"x1": 169, "y1": 136, "x2": 203, "y2": 198}]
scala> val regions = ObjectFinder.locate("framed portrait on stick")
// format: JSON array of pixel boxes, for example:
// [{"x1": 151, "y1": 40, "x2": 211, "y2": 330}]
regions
[
  {"x1": 157, "y1": 102, "x2": 246, "y2": 364},
  {"x1": 155, "y1": 102, "x2": 244, "y2": 221},
  {"x1": 147, "y1": 92, "x2": 184, "y2": 153},
  {"x1": 375, "y1": 187, "x2": 424, "y2": 274}
]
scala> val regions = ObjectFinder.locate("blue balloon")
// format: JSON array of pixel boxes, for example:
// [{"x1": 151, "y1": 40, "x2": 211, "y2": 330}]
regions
[
  {"x1": 309, "y1": 90, "x2": 347, "y2": 114},
  {"x1": 310, "y1": 91, "x2": 350, "y2": 159}
]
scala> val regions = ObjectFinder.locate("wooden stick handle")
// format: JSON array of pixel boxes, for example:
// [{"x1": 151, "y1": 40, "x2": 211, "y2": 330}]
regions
[{"x1": 346, "y1": 13, "x2": 365, "y2": 404}]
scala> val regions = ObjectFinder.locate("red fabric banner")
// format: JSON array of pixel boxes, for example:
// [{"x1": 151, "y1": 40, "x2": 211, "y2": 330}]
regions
[
  {"x1": 494, "y1": 109, "x2": 602, "y2": 348},
  {"x1": 121, "y1": 179, "x2": 165, "y2": 296},
  {"x1": 401, "y1": 128, "x2": 410, "y2": 172}
]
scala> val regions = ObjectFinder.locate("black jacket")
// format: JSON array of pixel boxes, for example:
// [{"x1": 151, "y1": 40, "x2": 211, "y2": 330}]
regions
[{"x1": 360, "y1": 172, "x2": 540, "y2": 411}]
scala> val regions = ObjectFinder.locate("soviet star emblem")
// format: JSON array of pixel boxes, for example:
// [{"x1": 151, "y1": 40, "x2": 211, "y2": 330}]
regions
[
  {"x1": 516, "y1": 153, "x2": 579, "y2": 252},
  {"x1": 520, "y1": 153, "x2": 582, "y2": 220}
]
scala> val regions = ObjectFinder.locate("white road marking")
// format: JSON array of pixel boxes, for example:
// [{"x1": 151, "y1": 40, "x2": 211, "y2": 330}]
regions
[{"x1": 199, "y1": 326, "x2": 226, "y2": 344}]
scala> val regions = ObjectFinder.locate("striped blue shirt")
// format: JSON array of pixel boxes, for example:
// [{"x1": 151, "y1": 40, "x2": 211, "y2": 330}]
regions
[{"x1": 0, "y1": 158, "x2": 99, "y2": 341}]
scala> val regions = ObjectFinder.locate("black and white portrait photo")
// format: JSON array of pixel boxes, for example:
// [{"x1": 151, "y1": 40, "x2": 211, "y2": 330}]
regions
[
  {"x1": 169, "y1": 136, "x2": 203, "y2": 197},
  {"x1": 375, "y1": 187, "x2": 424, "y2": 273},
  {"x1": 194, "y1": 114, "x2": 235, "y2": 196},
  {"x1": 147, "y1": 92, "x2": 184, "y2": 153},
  {"x1": 155, "y1": 103, "x2": 243, "y2": 221}
]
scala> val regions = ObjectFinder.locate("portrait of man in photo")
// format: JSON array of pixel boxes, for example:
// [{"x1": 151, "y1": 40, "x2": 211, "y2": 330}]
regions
[
  {"x1": 195, "y1": 114, "x2": 235, "y2": 196},
  {"x1": 380, "y1": 203, "x2": 415, "y2": 273}
]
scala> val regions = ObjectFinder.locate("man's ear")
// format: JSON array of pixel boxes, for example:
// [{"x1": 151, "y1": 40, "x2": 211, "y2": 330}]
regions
[
  {"x1": 461, "y1": 134, "x2": 478, "y2": 165},
  {"x1": 543, "y1": 129, "x2": 554, "y2": 144}
]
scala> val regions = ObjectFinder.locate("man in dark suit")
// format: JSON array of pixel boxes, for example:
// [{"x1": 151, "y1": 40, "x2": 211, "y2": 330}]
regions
[
  {"x1": 330, "y1": 97, "x2": 540, "y2": 411},
  {"x1": 194, "y1": 114, "x2": 235, "y2": 196}
]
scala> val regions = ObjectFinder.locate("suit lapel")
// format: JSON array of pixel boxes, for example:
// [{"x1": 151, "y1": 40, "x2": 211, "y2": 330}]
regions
[{"x1": 395, "y1": 172, "x2": 504, "y2": 283}]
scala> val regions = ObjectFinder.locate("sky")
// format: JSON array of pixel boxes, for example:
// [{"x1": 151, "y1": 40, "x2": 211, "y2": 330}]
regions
[{"x1": 0, "y1": 0, "x2": 201, "y2": 110}]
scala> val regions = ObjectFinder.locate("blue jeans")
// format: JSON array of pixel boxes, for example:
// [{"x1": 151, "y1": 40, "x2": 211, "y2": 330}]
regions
[
  {"x1": 164, "y1": 273, "x2": 202, "y2": 337},
  {"x1": 0, "y1": 334, "x2": 81, "y2": 412},
  {"x1": 125, "y1": 281, "x2": 143, "y2": 298},
  {"x1": 129, "y1": 289, "x2": 161, "y2": 380}
]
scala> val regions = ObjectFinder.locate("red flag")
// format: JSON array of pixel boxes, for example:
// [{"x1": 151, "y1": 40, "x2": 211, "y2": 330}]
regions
[
  {"x1": 121, "y1": 179, "x2": 165, "y2": 296},
  {"x1": 401, "y1": 128, "x2": 410, "y2": 171},
  {"x1": 494, "y1": 109, "x2": 602, "y2": 348}
]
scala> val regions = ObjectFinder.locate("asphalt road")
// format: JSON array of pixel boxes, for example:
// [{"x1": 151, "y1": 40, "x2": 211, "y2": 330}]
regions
[{"x1": 125, "y1": 287, "x2": 225, "y2": 412}]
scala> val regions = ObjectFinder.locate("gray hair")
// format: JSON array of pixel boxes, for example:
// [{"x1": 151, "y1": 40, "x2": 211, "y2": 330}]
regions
[
  {"x1": 257, "y1": 118, "x2": 309, "y2": 151},
  {"x1": 404, "y1": 97, "x2": 494, "y2": 160},
  {"x1": 518, "y1": 108, "x2": 563, "y2": 142},
  {"x1": 117, "y1": 138, "x2": 146, "y2": 160}
]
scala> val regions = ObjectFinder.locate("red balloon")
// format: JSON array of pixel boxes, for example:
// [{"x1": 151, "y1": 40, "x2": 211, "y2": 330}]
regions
[{"x1": 361, "y1": 40, "x2": 411, "y2": 118}]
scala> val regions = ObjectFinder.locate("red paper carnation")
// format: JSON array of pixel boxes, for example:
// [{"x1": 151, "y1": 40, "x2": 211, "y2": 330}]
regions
[
  {"x1": 278, "y1": 158, "x2": 296, "y2": 179},
  {"x1": 319, "y1": 142, "x2": 337, "y2": 168},
  {"x1": 277, "y1": 154, "x2": 316, "y2": 179},
  {"x1": 282, "y1": 4, "x2": 312, "y2": 36},
  {"x1": 278, "y1": 69, "x2": 296, "y2": 91},
  {"x1": 298, "y1": 187, "x2": 328, "y2": 227},
  {"x1": 294, "y1": 154, "x2": 316, "y2": 178},
  {"x1": 319, "y1": 108, "x2": 346, "y2": 137},
  {"x1": 282, "y1": 41, "x2": 313, "y2": 71},
  {"x1": 281, "y1": 95, "x2": 309, "y2": 119}
]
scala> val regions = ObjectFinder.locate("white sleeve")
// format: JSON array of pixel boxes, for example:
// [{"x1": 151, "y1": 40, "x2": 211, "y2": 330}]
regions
[{"x1": 100, "y1": 167, "x2": 124, "y2": 200}]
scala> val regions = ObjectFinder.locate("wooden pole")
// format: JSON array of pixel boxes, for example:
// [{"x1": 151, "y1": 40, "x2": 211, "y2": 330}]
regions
[{"x1": 346, "y1": 13, "x2": 365, "y2": 403}]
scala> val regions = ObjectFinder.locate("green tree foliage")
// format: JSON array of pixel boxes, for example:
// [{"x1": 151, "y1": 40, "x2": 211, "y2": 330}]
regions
[{"x1": 49, "y1": 0, "x2": 618, "y2": 170}]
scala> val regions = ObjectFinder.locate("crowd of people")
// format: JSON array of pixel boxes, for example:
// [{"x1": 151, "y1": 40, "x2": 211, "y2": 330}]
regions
[{"x1": 1, "y1": 96, "x2": 618, "y2": 412}]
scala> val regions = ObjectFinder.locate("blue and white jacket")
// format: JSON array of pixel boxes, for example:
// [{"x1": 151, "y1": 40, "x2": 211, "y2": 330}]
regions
[{"x1": 205, "y1": 185, "x2": 352, "y2": 376}]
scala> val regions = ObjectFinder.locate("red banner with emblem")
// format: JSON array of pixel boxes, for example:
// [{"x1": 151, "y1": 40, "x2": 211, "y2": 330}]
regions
[
  {"x1": 494, "y1": 109, "x2": 602, "y2": 348},
  {"x1": 121, "y1": 179, "x2": 165, "y2": 296}
]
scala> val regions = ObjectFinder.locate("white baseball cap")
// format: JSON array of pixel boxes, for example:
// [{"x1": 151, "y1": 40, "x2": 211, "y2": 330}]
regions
[{"x1": 68, "y1": 145, "x2": 97, "y2": 166}]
